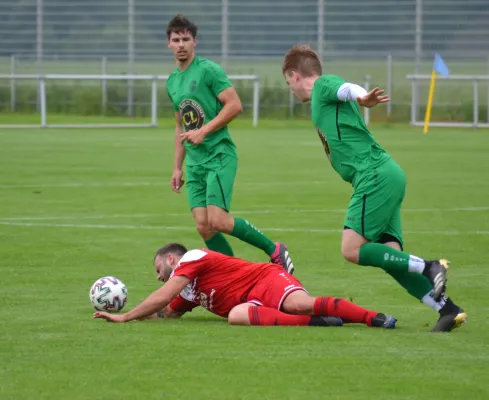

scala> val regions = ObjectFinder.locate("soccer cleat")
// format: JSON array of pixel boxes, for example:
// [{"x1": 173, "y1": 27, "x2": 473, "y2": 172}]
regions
[
  {"x1": 423, "y1": 259, "x2": 449, "y2": 301},
  {"x1": 371, "y1": 313, "x2": 397, "y2": 329},
  {"x1": 309, "y1": 316, "x2": 344, "y2": 327},
  {"x1": 431, "y1": 309, "x2": 467, "y2": 332},
  {"x1": 270, "y1": 242, "x2": 295, "y2": 275}
]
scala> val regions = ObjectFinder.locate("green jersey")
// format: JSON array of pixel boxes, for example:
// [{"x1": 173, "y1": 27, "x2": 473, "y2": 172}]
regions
[
  {"x1": 166, "y1": 56, "x2": 237, "y2": 166},
  {"x1": 311, "y1": 75, "x2": 390, "y2": 186}
]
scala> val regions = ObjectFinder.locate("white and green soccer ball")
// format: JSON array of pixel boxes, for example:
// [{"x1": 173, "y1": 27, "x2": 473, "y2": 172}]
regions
[{"x1": 89, "y1": 276, "x2": 127, "y2": 312}]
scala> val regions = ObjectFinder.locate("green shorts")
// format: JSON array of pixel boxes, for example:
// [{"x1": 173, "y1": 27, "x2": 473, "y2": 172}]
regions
[
  {"x1": 344, "y1": 159, "x2": 407, "y2": 247},
  {"x1": 185, "y1": 153, "x2": 237, "y2": 211}
]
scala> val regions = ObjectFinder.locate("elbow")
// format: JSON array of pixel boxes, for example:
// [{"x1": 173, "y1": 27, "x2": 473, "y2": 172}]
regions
[{"x1": 233, "y1": 100, "x2": 243, "y2": 116}]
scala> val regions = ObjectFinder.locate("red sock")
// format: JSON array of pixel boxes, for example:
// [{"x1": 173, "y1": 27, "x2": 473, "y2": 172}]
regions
[
  {"x1": 313, "y1": 296, "x2": 377, "y2": 326},
  {"x1": 248, "y1": 306, "x2": 311, "y2": 326}
]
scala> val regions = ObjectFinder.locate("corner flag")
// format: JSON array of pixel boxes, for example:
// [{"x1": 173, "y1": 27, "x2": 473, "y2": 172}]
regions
[{"x1": 424, "y1": 53, "x2": 450, "y2": 134}]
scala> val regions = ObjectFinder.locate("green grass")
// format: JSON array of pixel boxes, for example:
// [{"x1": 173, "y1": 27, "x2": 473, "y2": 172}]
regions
[{"x1": 0, "y1": 120, "x2": 488, "y2": 399}]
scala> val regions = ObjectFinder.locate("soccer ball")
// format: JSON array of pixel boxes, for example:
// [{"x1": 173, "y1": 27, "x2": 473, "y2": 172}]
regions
[{"x1": 89, "y1": 276, "x2": 128, "y2": 312}]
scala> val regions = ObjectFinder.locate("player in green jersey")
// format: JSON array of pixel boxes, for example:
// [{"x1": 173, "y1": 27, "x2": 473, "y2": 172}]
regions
[
  {"x1": 281, "y1": 44, "x2": 466, "y2": 332},
  {"x1": 165, "y1": 15, "x2": 294, "y2": 273}
]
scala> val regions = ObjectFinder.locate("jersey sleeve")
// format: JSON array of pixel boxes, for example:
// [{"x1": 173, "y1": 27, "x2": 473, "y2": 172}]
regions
[
  {"x1": 168, "y1": 295, "x2": 198, "y2": 313},
  {"x1": 203, "y1": 61, "x2": 233, "y2": 98},
  {"x1": 317, "y1": 75, "x2": 346, "y2": 104},
  {"x1": 171, "y1": 249, "x2": 210, "y2": 281}
]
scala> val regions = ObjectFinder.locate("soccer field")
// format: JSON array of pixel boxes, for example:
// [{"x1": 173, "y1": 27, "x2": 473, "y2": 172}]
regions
[{"x1": 1, "y1": 121, "x2": 488, "y2": 399}]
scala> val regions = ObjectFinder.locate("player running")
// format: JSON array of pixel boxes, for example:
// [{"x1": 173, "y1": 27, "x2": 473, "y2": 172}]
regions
[
  {"x1": 165, "y1": 14, "x2": 293, "y2": 273},
  {"x1": 94, "y1": 243, "x2": 397, "y2": 329},
  {"x1": 281, "y1": 45, "x2": 466, "y2": 332}
]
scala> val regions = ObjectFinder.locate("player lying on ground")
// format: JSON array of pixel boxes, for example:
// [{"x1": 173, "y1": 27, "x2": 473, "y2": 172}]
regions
[
  {"x1": 94, "y1": 243, "x2": 397, "y2": 329},
  {"x1": 165, "y1": 14, "x2": 294, "y2": 274},
  {"x1": 281, "y1": 45, "x2": 466, "y2": 332}
]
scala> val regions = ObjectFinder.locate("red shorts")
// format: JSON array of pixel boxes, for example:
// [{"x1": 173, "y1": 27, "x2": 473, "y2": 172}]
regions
[{"x1": 246, "y1": 270, "x2": 306, "y2": 310}]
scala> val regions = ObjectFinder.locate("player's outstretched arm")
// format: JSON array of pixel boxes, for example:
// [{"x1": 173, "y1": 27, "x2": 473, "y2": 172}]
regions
[
  {"x1": 156, "y1": 305, "x2": 187, "y2": 319},
  {"x1": 337, "y1": 83, "x2": 390, "y2": 108},
  {"x1": 180, "y1": 87, "x2": 242, "y2": 145},
  {"x1": 93, "y1": 276, "x2": 191, "y2": 323},
  {"x1": 171, "y1": 111, "x2": 185, "y2": 194}
]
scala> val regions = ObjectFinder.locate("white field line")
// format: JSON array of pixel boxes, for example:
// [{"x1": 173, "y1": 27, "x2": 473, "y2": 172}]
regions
[
  {"x1": 0, "y1": 179, "x2": 483, "y2": 190},
  {"x1": 0, "y1": 180, "x2": 330, "y2": 189},
  {"x1": 0, "y1": 206, "x2": 488, "y2": 221},
  {"x1": 0, "y1": 221, "x2": 488, "y2": 235}
]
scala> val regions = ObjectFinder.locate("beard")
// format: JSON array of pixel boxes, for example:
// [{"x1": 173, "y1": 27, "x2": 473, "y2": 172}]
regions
[{"x1": 176, "y1": 51, "x2": 188, "y2": 62}]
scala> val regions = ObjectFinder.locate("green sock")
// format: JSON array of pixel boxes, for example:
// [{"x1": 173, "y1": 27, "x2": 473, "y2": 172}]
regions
[
  {"x1": 205, "y1": 232, "x2": 234, "y2": 257},
  {"x1": 385, "y1": 270, "x2": 433, "y2": 301},
  {"x1": 359, "y1": 243, "x2": 426, "y2": 274},
  {"x1": 230, "y1": 218, "x2": 276, "y2": 255}
]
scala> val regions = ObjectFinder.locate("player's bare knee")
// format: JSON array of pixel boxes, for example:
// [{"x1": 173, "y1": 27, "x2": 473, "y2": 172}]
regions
[
  {"x1": 228, "y1": 304, "x2": 252, "y2": 325},
  {"x1": 341, "y1": 243, "x2": 360, "y2": 264},
  {"x1": 208, "y1": 217, "x2": 226, "y2": 233},
  {"x1": 282, "y1": 291, "x2": 314, "y2": 315},
  {"x1": 285, "y1": 301, "x2": 312, "y2": 315},
  {"x1": 195, "y1": 222, "x2": 212, "y2": 238},
  {"x1": 207, "y1": 211, "x2": 234, "y2": 234}
]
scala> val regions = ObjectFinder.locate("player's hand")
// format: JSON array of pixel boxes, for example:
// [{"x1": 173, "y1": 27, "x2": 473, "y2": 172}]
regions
[
  {"x1": 180, "y1": 128, "x2": 206, "y2": 145},
  {"x1": 93, "y1": 311, "x2": 127, "y2": 323},
  {"x1": 356, "y1": 87, "x2": 390, "y2": 108},
  {"x1": 170, "y1": 168, "x2": 184, "y2": 194}
]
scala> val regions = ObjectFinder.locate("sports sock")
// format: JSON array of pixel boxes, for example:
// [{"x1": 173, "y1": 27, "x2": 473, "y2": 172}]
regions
[
  {"x1": 205, "y1": 232, "x2": 234, "y2": 256},
  {"x1": 313, "y1": 296, "x2": 377, "y2": 326},
  {"x1": 359, "y1": 243, "x2": 427, "y2": 274},
  {"x1": 248, "y1": 306, "x2": 311, "y2": 326},
  {"x1": 422, "y1": 291, "x2": 459, "y2": 315},
  {"x1": 385, "y1": 270, "x2": 433, "y2": 300},
  {"x1": 231, "y1": 217, "x2": 276, "y2": 255}
]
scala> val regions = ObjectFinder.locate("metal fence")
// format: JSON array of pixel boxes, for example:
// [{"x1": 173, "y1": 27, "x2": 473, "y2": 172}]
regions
[{"x1": 1, "y1": 0, "x2": 489, "y2": 119}]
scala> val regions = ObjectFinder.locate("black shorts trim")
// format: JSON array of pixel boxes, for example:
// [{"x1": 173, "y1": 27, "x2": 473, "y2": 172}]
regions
[
  {"x1": 335, "y1": 103, "x2": 341, "y2": 140},
  {"x1": 376, "y1": 233, "x2": 403, "y2": 251},
  {"x1": 215, "y1": 174, "x2": 228, "y2": 211},
  {"x1": 361, "y1": 194, "x2": 367, "y2": 236}
]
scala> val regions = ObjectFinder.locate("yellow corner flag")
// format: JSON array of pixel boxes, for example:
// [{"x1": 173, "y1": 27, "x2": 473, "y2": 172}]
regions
[{"x1": 424, "y1": 53, "x2": 450, "y2": 134}]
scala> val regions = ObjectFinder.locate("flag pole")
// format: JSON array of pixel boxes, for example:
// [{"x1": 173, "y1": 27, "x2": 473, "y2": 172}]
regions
[{"x1": 423, "y1": 70, "x2": 437, "y2": 134}]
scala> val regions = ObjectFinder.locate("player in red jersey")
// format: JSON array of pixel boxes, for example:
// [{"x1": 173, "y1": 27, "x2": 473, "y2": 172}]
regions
[{"x1": 94, "y1": 243, "x2": 397, "y2": 328}]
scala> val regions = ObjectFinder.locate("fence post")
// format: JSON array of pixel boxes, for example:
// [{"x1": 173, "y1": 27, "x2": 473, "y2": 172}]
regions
[
  {"x1": 487, "y1": 56, "x2": 489, "y2": 122},
  {"x1": 288, "y1": 88, "x2": 295, "y2": 118},
  {"x1": 387, "y1": 53, "x2": 393, "y2": 117},
  {"x1": 101, "y1": 56, "x2": 107, "y2": 115},
  {"x1": 10, "y1": 55, "x2": 15, "y2": 113},
  {"x1": 410, "y1": 78, "x2": 416, "y2": 126},
  {"x1": 473, "y1": 79, "x2": 479, "y2": 128},
  {"x1": 151, "y1": 77, "x2": 158, "y2": 127},
  {"x1": 317, "y1": 0, "x2": 324, "y2": 62},
  {"x1": 128, "y1": 0, "x2": 135, "y2": 118},
  {"x1": 40, "y1": 76, "x2": 47, "y2": 127},
  {"x1": 221, "y1": 0, "x2": 229, "y2": 70},
  {"x1": 414, "y1": 0, "x2": 423, "y2": 124},
  {"x1": 364, "y1": 75, "x2": 370, "y2": 125},
  {"x1": 36, "y1": 0, "x2": 43, "y2": 112},
  {"x1": 252, "y1": 77, "x2": 260, "y2": 127}
]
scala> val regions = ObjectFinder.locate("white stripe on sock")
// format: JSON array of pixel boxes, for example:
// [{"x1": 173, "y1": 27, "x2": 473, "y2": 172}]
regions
[
  {"x1": 407, "y1": 255, "x2": 425, "y2": 274},
  {"x1": 422, "y1": 291, "x2": 448, "y2": 312},
  {"x1": 422, "y1": 291, "x2": 443, "y2": 312}
]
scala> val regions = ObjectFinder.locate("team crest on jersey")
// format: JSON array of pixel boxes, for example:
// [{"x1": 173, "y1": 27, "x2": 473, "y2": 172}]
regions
[
  {"x1": 316, "y1": 128, "x2": 332, "y2": 162},
  {"x1": 180, "y1": 99, "x2": 205, "y2": 131}
]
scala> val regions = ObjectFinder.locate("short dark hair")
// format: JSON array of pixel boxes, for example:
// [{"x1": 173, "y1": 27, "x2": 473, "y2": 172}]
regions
[
  {"x1": 154, "y1": 243, "x2": 188, "y2": 261},
  {"x1": 166, "y1": 14, "x2": 198, "y2": 39},
  {"x1": 282, "y1": 44, "x2": 322, "y2": 77}
]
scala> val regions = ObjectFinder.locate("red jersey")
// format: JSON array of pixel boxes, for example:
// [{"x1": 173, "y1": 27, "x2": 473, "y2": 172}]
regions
[{"x1": 169, "y1": 249, "x2": 286, "y2": 317}]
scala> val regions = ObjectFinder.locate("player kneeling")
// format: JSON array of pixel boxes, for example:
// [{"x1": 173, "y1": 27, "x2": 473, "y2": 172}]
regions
[{"x1": 94, "y1": 243, "x2": 396, "y2": 329}]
